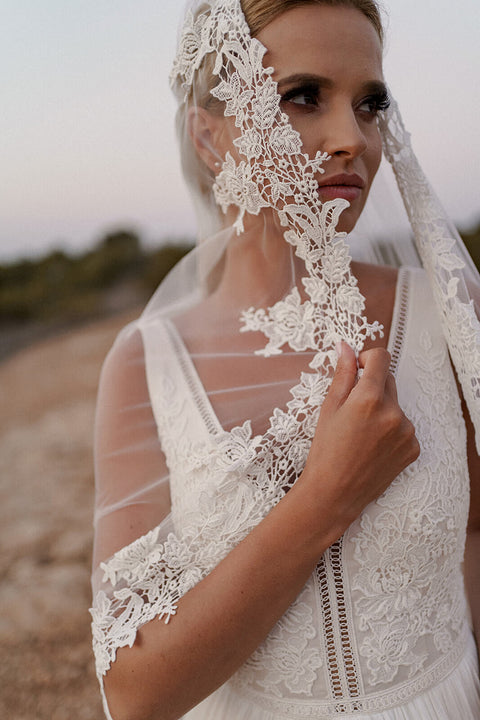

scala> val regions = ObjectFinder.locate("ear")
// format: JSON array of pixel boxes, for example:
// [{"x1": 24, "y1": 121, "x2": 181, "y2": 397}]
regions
[{"x1": 187, "y1": 106, "x2": 224, "y2": 173}]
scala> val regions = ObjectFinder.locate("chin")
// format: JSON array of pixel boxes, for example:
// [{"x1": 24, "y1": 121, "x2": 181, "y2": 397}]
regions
[{"x1": 335, "y1": 209, "x2": 361, "y2": 235}]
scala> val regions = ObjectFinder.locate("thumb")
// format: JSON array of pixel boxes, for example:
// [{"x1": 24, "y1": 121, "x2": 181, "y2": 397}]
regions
[{"x1": 324, "y1": 342, "x2": 358, "y2": 412}]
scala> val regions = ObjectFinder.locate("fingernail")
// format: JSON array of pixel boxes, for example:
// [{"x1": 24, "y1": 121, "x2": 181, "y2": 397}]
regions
[{"x1": 335, "y1": 342, "x2": 343, "y2": 358}]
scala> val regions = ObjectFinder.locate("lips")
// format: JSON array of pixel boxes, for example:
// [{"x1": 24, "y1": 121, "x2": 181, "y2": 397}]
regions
[{"x1": 317, "y1": 173, "x2": 366, "y2": 202}]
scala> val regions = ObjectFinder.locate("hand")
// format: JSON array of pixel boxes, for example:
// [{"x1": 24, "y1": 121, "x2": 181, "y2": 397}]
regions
[{"x1": 301, "y1": 342, "x2": 420, "y2": 529}]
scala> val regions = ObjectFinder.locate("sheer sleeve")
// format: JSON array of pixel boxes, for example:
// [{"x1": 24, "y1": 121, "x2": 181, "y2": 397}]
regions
[
  {"x1": 89, "y1": 310, "x2": 302, "y2": 695},
  {"x1": 89, "y1": 314, "x2": 274, "y2": 693},
  {"x1": 90, "y1": 322, "x2": 173, "y2": 681}
]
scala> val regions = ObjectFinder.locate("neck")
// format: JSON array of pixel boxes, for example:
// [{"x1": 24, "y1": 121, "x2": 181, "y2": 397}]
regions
[{"x1": 213, "y1": 211, "x2": 299, "y2": 310}]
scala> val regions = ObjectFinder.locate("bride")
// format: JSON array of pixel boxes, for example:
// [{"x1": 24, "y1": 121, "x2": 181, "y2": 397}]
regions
[{"x1": 90, "y1": 1, "x2": 480, "y2": 719}]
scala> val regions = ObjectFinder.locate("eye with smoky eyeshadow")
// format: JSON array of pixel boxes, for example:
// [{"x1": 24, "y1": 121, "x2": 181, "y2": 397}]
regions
[
  {"x1": 357, "y1": 87, "x2": 391, "y2": 116},
  {"x1": 278, "y1": 74, "x2": 390, "y2": 117},
  {"x1": 280, "y1": 82, "x2": 322, "y2": 109}
]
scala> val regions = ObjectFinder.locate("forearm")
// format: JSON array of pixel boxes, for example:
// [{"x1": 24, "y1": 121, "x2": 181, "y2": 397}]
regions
[
  {"x1": 104, "y1": 479, "x2": 344, "y2": 720},
  {"x1": 465, "y1": 528, "x2": 480, "y2": 656}
]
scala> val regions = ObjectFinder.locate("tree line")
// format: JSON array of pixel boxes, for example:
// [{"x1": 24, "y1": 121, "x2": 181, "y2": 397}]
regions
[{"x1": 0, "y1": 231, "x2": 192, "y2": 325}]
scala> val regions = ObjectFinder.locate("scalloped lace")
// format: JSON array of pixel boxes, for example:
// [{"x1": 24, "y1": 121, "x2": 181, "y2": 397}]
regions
[{"x1": 379, "y1": 103, "x2": 480, "y2": 451}]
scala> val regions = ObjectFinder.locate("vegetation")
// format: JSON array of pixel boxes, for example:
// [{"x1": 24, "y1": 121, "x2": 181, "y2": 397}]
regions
[{"x1": 0, "y1": 230, "x2": 193, "y2": 325}]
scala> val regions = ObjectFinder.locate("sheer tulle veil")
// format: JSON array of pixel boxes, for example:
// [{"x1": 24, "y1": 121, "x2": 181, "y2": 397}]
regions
[
  {"x1": 90, "y1": 1, "x2": 480, "y2": 714},
  {"x1": 150, "y1": 0, "x2": 480, "y2": 441}
]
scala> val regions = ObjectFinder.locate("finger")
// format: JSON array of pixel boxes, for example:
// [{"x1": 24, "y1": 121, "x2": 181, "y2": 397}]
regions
[
  {"x1": 385, "y1": 372, "x2": 399, "y2": 403},
  {"x1": 357, "y1": 348, "x2": 391, "y2": 389},
  {"x1": 323, "y1": 342, "x2": 358, "y2": 412}
]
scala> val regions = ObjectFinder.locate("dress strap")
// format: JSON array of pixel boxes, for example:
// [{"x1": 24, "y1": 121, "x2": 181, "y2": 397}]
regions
[{"x1": 139, "y1": 317, "x2": 223, "y2": 448}]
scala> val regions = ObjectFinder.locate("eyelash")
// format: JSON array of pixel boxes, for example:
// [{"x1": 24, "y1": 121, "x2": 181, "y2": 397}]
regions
[
  {"x1": 357, "y1": 92, "x2": 391, "y2": 116},
  {"x1": 280, "y1": 85, "x2": 391, "y2": 117},
  {"x1": 281, "y1": 84, "x2": 321, "y2": 109}
]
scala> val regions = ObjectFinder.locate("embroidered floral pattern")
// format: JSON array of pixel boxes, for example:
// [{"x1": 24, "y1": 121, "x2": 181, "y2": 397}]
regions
[
  {"x1": 379, "y1": 102, "x2": 480, "y2": 452},
  {"x1": 233, "y1": 592, "x2": 323, "y2": 698},
  {"x1": 351, "y1": 329, "x2": 469, "y2": 687},
  {"x1": 91, "y1": 272, "x2": 473, "y2": 715}
]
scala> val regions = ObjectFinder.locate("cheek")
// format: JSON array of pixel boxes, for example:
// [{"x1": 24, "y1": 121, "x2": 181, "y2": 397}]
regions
[{"x1": 366, "y1": 129, "x2": 383, "y2": 182}]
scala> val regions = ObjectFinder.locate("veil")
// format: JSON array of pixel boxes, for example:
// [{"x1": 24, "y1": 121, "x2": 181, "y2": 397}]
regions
[{"x1": 90, "y1": 0, "x2": 480, "y2": 714}]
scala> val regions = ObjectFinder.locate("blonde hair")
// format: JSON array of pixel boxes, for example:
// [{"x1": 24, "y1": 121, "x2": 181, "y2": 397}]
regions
[{"x1": 242, "y1": 0, "x2": 384, "y2": 44}]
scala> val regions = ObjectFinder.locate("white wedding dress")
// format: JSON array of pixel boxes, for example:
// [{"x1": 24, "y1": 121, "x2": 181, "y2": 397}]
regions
[
  {"x1": 92, "y1": 267, "x2": 480, "y2": 720},
  {"x1": 135, "y1": 266, "x2": 479, "y2": 720}
]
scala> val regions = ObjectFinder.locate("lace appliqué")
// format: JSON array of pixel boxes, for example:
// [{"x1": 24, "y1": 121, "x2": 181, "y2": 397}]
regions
[
  {"x1": 351, "y1": 330, "x2": 469, "y2": 687},
  {"x1": 171, "y1": 0, "x2": 383, "y2": 362},
  {"x1": 380, "y1": 102, "x2": 480, "y2": 452},
  {"x1": 232, "y1": 590, "x2": 323, "y2": 698},
  {"x1": 92, "y1": 0, "x2": 384, "y2": 683}
]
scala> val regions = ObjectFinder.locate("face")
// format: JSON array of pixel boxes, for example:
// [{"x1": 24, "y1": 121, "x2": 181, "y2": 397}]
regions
[{"x1": 256, "y1": 4, "x2": 386, "y2": 233}]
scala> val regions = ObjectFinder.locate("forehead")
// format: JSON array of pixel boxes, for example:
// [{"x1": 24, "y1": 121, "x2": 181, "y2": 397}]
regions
[{"x1": 256, "y1": 5, "x2": 383, "y2": 83}]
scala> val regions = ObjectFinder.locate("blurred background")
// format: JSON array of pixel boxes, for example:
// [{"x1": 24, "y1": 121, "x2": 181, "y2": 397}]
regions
[{"x1": 0, "y1": 1, "x2": 479, "y2": 718}]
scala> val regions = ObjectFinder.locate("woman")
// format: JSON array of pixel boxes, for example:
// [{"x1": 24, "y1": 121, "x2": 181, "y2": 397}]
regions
[{"x1": 90, "y1": 1, "x2": 480, "y2": 718}]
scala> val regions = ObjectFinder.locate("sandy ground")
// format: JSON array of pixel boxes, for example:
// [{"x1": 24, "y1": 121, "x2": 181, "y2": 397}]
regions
[{"x1": 0, "y1": 310, "x2": 139, "y2": 720}]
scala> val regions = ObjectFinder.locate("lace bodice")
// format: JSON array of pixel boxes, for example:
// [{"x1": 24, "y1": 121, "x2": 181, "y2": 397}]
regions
[{"x1": 91, "y1": 267, "x2": 472, "y2": 716}]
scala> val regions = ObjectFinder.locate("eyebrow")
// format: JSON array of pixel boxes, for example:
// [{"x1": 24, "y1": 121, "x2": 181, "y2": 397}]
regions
[
  {"x1": 276, "y1": 73, "x2": 388, "y2": 97},
  {"x1": 277, "y1": 74, "x2": 334, "y2": 91}
]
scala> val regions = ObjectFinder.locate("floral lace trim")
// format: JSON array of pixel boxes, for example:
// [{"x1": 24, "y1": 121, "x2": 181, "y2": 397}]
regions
[
  {"x1": 380, "y1": 102, "x2": 480, "y2": 452},
  {"x1": 228, "y1": 627, "x2": 469, "y2": 716},
  {"x1": 232, "y1": 588, "x2": 323, "y2": 698}
]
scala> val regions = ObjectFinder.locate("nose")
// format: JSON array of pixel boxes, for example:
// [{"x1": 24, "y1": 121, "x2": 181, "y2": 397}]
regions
[{"x1": 322, "y1": 105, "x2": 368, "y2": 159}]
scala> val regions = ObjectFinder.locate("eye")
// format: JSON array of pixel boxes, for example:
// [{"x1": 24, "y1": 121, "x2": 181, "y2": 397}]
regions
[
  {"x1": 281, "y1": 83, "x2": 321, "y2": 109},
  {"x1": 357, "y1": 91, "x2": 391, "y2": 118},
  {"x1": 287, "y1": 91, "x2": 318, "y2": 107}
]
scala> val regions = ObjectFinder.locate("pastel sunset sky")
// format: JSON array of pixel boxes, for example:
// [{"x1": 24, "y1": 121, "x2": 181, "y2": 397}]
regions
[{"x1": 2, "y1": 0, "x2": 479, "y2": 261}]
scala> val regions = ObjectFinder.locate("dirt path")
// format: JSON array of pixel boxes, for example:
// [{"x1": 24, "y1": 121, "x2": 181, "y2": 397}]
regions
[{"x1": 0, "y1": 310, "x2": 139, "y2": 720}]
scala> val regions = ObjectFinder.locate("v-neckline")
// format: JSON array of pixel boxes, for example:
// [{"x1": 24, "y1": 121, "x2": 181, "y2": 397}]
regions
[{"x1": 165, "y1": 266, "x2": 411, "y2": 437}]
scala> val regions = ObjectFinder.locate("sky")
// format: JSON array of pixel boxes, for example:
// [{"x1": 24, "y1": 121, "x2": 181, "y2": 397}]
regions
[{"x1": 1, "y1": 0, "x2": 479, "y2": 262}]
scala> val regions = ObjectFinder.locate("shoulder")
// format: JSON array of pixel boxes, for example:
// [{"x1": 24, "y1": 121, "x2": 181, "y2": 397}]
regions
[
  {"x1": 97, "y1": 318, "x2": 168, "y2": 428},
  {"x1": 101, "y1": 313, "x2": 175, "y2": 387},
  {"x1": 100, "y1": 320, "x2": 145, "y2": 391},
  {"x1": 96, "y1": 333, "x2": 145, "y2": 445}
]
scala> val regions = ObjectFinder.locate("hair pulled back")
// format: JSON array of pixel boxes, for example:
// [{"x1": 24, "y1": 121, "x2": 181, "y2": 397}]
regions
[{"x1": 242, "y1": 0, "x2": 384, "y2": 45}]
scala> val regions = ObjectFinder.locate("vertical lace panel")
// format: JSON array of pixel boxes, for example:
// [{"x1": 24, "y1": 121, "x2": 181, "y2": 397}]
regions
[
  {"x1": 316, "y1": 539, "x2": 364, "y2": 712},
  {"x1": 389, "y1": 268, "x2": 410, "y2": 376}
]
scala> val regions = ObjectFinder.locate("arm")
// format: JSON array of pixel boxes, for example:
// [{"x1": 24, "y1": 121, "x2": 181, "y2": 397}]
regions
[{"x1": 103, "y1": 345, "x2": 419, "y2": 720}]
